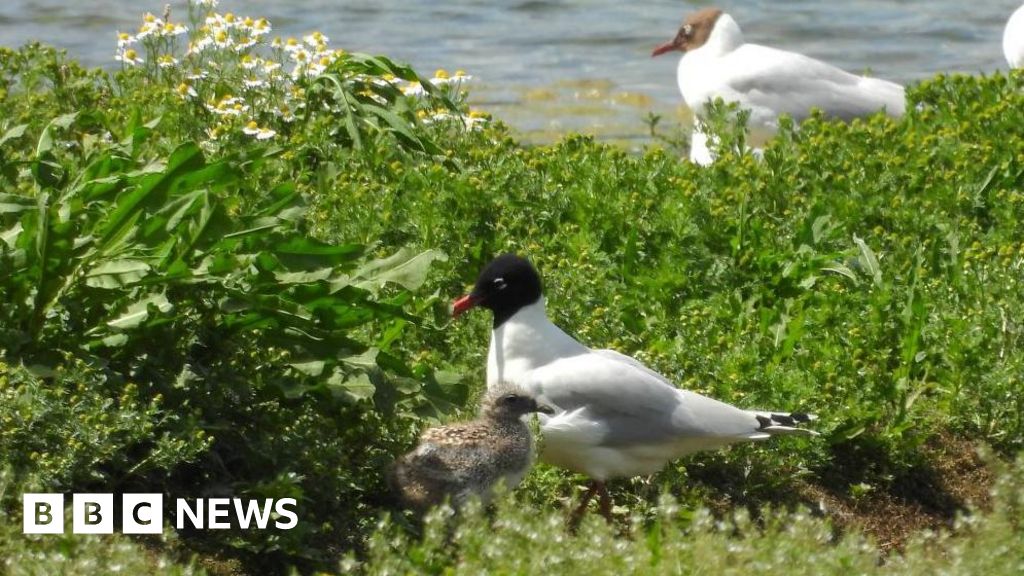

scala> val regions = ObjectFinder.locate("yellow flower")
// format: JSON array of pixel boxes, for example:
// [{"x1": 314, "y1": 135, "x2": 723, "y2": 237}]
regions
[
  {"x1": 304, "y1": 31, "x2": 329, "y2": 47},
  {"x1": 242, "y1": 121, "x2": 277, "y2": 140},
  {"x1": 161, "y1": 22, "x2": 187, "y2": 36},
  {"x1": 115, "y1": 48, "x2": 143, "y2": 66},
  {"x1": 175, "y1": 82, "x2": 198, "y2": 99},
  {"x1": 434, "y1": 68, "x2": 450, "y2": 79},
  {"x1": 214, "y1": 29, "x2": 230, "y2": 48},
  {"x1": 157, "y1": 54, "x2": 179, "y2": 68}
]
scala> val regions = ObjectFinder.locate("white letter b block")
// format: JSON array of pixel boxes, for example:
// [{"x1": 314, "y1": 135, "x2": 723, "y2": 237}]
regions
[
  {"x1": 73, "y1": 493, "x2": 114, "y2": 534},
  {"x1": 23, "y1": 493, "x2": 64, "y2": 534}
]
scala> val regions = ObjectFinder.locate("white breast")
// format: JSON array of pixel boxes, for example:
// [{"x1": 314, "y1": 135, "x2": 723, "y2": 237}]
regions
[{"x1": 1006, "y1": 4, "x2": 1024, "y2": 69}]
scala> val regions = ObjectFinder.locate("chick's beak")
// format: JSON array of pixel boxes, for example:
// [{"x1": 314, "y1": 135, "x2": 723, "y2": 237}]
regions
[
  {"x1": 451, "y1": 293, "x2": 480, "y2": 318},
  {"x1": 536, "y1": 403, "x2": 556, "y2": 415}
]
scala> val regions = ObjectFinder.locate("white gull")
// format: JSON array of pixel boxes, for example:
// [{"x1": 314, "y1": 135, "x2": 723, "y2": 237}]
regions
[
  {"x1": 651, "y1": 7, "x2": 906, "y2": 165},
  {"x1": 453, "y1": 254, "x2": 817, "y2": 520},
  {"x1": 1005, "y1": 4, "x2": 1024, "y2": 69}
]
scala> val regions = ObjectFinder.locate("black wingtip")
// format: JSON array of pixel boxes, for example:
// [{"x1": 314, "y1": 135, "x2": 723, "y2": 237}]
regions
[{"x1": 759, "y1": 412, "x2": 816, "y2": 430}]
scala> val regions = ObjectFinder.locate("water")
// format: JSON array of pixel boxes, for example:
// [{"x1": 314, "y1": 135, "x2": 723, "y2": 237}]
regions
[{"x1": 0, "y1": 1, "x2": 1017, "y2": 145}]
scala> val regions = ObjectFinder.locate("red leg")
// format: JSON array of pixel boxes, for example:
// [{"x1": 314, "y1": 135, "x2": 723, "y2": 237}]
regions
[
  {"x1": 596, "y1": 482, "x2": 613, "y2": 522},
  {"x1": 568, "y1": 481, "x2": 598, "y2": 527}
]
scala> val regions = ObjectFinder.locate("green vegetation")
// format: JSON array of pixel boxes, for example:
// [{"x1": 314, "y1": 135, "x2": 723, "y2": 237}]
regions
[{"x1": 1, "y1": 2, "x2": 1023, "y2": 573}]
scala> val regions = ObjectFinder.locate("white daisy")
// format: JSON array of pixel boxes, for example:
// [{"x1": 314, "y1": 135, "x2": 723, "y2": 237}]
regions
[
  {"x1": 136, "y1": 13, "x2": 164, "y2": 40},
  {"x1": 115, "y1": 48, "x2": 144, "y2": 66},
  {"x1": 160, "y1": 22, "x2": 188, "y2": 37},
  {"x1": 175, "y1": 82, "x2": 198, "y2": 99},
  {"x1": 303, "y1": 31, "x2": 329, "y2": 48},
  {"x1": 243, "y1": 77, "x2": 268, "y2": 89},
  {"x1": 242, "y1": 121, "x2": 276, "y2": 140},
  {"x1": 157, "y1": 55, "x2": 179, "y2": 68},
  {"x1": 116, "y1": 32, "x2": 135, "y2": 48},
  {"x1": 251, "y1": 18, "x2": 272, "y2": 36},
  {"x1": 274, "y1": 104, "x2": 296, "y2": 122}
]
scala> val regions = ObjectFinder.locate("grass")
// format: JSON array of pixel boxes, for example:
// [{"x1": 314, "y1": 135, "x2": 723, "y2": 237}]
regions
[{"x1": 0, "y1": 1, "x2": 1023, "y2": 572}]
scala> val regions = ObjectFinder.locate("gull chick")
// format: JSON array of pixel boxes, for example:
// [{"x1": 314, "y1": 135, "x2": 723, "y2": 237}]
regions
[
  {"x1": 391, "y1": 386, "x2": 553, "y2": 511},
  {"x1": 652, "y1": 7, "x2": 905, "y2": 165},
  {"x1": 453, "y1": 254, "x2": 818, "y2": 521}
]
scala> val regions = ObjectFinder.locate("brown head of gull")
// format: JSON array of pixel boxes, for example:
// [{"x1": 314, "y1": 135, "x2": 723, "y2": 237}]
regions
[{"x1": 651, "y1": 7, "x2": 905, "y2": 165}]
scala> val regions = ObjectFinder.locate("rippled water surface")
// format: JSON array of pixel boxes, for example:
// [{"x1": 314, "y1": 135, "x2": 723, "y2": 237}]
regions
[{"x1": 0, "y1": 1, "x2": 1018, "y2": 144}]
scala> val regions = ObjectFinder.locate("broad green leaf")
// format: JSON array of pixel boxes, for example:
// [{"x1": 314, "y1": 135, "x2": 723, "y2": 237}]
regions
[
  {"x1": 96, "y1": 142, "x2": 205, "y2": 247},
  {"x1": 290, "y1": 360, "x2": 326, "y2": 377},
  {"x1": 25, "y1": 364, "x2": 57, "y2": 378},
  {"x1": 327, "y1": 369, "x2": 375, "y2": 403},
  {"x1": 100, "y1": 334, "x2": 129, "y2": 348},
  {"x1": 275, "y1": 238, "x2": 363, "y2": 257},
  {"x1": 106, "y1": 293, "x2": 173, "y2": 329},
  {"x1": 822, "y1": 263, "x2": 859, "y2": 284},
  {"x1": 353, "y1": 248, "x2": 446, "y2": 293},
  {"x1": 853, "y1": 235, "x2": 882, "y2": 286},
  {"x1": 340, "y1": 347, "x2": 379, "y2": 370},
  {"x1": 811, "y1": 214, "x2": 832, "y2": 244},
  {"x1": 0, "y1": 194, "x2": 35, "y2": 214},
  {"x1": 0, "y1": 124, "x2": 28, "y2": 147},
  {"x1": 36, "y1": 112, "x2": 78, "y2": 157},
  {"x1": 85, "y1": 259, "x2": 151, "y2": 288},
  {"x1": 275, "y1": 268, "x2": 333, "y2": 284},
  {"x1": 1, "y1": 222, "x2": 23, "y2": 248},
  {"x1": 363, "y1": 105, "x2": 425, "y2": 151}
]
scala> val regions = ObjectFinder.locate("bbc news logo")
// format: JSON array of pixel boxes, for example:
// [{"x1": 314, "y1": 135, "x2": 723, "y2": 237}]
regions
[{"x1": 23, "y1": 493, "x2": 298, "y2": 534}]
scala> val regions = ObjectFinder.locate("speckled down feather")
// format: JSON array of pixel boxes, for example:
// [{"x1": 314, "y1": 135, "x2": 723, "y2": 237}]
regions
[{"x1": 390, "y1": 386, "x2": 549, "y2": 510}]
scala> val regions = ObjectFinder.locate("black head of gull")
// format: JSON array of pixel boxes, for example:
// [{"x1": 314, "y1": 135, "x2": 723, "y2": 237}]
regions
[
  {"x1": 451, "y1": 252, "x2": 820, "y2": 524},
  {"x1": 452, "y1": 254, "x2": 542, "y2": 328}
]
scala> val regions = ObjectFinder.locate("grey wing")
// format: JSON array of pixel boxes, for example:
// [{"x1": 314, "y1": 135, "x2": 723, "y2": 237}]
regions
[
  {"x1": 528, "y1": 353, "x2": 763, "y2": 447},
  {"x1": 592, "y1": 348, "x2": 677, "y2": 385},
  {"x1": 724, "y1": 44, "x2": 906, "y2": 122}
]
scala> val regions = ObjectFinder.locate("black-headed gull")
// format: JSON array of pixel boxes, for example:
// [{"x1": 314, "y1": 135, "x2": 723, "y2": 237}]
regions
[
  {"x1": 1006, "y1": 4, "x2": 1024, "y2": 69},
  {"x1": 651, "y1": 8, "x2": 906, "y2": 165},
  {"x1": 391, "y1": 385, "x2": 553, "y2": 511},
  {"x1": 453, "y1": 254, "x2": 817, "y2": 520}
]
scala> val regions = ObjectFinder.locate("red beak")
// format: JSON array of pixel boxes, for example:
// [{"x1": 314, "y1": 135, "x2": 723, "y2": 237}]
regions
[
  {"x1": 451, "y1": 294, "x2": 480, "y2": 318},
  {"x1": 651, "y1": 40, "x2": 678, "y2": 57}
]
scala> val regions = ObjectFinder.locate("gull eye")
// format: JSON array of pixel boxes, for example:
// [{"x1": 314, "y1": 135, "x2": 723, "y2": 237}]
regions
[{"x1": 492, "y1": 277, "x2": 508, "y2": 291}]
